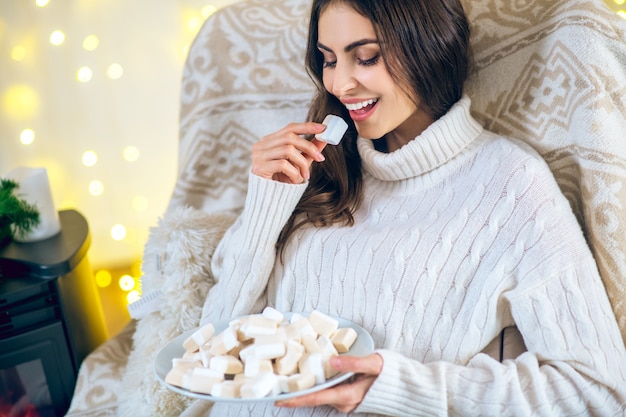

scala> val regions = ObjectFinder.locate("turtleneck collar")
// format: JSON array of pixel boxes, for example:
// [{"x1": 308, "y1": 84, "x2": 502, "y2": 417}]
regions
[{"x1": 357, "y1": 95, "x2": 483, "y2": 182}]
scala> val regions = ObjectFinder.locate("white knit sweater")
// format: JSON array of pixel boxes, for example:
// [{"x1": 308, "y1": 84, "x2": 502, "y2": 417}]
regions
[{"x1": 199, "y1": 97, "x2": 626, "y2": 416}]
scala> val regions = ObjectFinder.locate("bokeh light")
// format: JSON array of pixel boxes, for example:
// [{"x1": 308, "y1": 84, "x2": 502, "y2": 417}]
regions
[
  {"x1": 123, "y1": 146, "x2": 140, "y2": 162},
  {"x1": 20, "y1": 129, "x2": 35, "y2": 145},
  {"x1": 82, "y1": 150, "x2": 98, "y2": 167},
  {"x1": 49, "y1": 30, "x2": 65, "y2": 46},
  {"x1": 118, "y1": 274, "x2": 135, "y2": 291},
  {"x1": 11, "y1": 46, "x2": 27, "y2": 61},
  {"x1": 107, "y1": 63, "x2": 123, "y2": 79},
  {"x1": 89, "y1": 180, "x2": 104, "y2": 196},
  {"x1": 127, "y1": 290, "x2": 141, "y2": 304},
  {"x1": 2, "y1": 84, "x2": 40, "y2": 120},
  {"x1": 82, "y1": 34, "x2": 99, "y2": 51},
  {"x1": 76, "y1": 66, "x2": 93, "y2": 82},
  {"x1": 111, "y1": 224, "x2": 127, "y2": 241},
  {"x1": 95, "y1": 270, "x2": 112, "y2": 287}
]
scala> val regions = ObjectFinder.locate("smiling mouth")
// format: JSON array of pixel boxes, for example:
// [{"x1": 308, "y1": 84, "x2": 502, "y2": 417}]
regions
[{"x1": 345, "y1": 98, "x2": 378, "y2": 112}]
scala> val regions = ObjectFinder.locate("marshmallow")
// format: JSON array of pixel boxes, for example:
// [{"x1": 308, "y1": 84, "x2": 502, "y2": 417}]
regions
[
  {"x1": 185, "y1": 368, "x2": 224, "y2": 394},
  {"x1": 299, "y1": 352, "x2": 326, "y2": 385},
  {"x1": 244, "y1": 356, "x2": 274, "y2": 377},
  {"x1": 262, "y1": 306, "x2": 284, "y2": 323},
  {"x1": 315, "y1": 114, "x2": 348, "y2": 145},
  {"x1": 210, "y1": 380, "x2": 244, "y2": 398},
  {"x1": 280, "y1": 373, "x2": 316, "y2": 393},
  {"x1": 209, "y1": 326, "x2": 240, "y2": 356},
  {"x1": 240, "y1": 372, "x2": 278, "y2": 399},
  {"x1": 316, "y1": 335, "x2": 339, "y2": 359},
  {"x1": 209, "y1": 355, "x2": 244, "y2": 375},
  {"x1": 239, "y1": 341, "x2": 286, "y2": 362},
  {"x1": 274, "y1": 340, "x2": 305, "y2": 376},
  {"x1": 331, "y1": 327, "x2": 358, "y2": 353},
  {"x1": 308, "y1": 310, "x2": 339, "y2": 337},
  {"x1": 241, "y1": 316, "x2": 279, "y2": 339}
]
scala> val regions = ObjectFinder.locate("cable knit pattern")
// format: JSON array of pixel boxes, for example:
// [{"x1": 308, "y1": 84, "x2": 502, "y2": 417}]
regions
[{"x1": 199, "y1": 97, "x2": 626, "y2": 416}]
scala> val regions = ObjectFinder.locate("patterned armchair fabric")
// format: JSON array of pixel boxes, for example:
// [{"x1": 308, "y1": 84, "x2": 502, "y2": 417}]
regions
[{"x1": 65, "y1": 0, "x2": 626, "y2": 415}]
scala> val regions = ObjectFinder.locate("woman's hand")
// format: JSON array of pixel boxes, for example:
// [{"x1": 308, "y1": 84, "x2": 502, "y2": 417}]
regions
[
  {"x1": 251, "y1": 122, "x2": 328, "y2": 184},
  {"x1": 275, "y1": 353, "x2": 383, "y2": 413}
]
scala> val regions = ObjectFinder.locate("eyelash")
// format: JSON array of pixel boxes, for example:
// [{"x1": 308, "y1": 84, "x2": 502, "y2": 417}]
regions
[{"x1": 322, "y1": 54, "x2": 380, "y2": 69}]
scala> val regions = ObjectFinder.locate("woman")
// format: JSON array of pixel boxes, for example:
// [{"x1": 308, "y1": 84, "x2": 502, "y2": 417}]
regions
[{"x1": 198, "y1": 0, "x2": 626, "y2": 415}]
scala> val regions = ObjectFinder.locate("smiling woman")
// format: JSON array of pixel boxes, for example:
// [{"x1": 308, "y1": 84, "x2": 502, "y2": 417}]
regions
[{"x1": 192, "y1": 0, "x2": 626, "y2": 416}]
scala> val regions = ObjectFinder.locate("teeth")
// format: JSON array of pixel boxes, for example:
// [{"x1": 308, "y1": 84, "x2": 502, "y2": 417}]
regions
[{"x1": 345, "y1": 98, "x2": 378, "y2": 111}]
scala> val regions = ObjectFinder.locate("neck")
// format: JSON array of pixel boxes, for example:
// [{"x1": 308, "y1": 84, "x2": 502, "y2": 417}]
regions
[{"x1": 383, "y1": 109, "x2": 435, "y2": 153}]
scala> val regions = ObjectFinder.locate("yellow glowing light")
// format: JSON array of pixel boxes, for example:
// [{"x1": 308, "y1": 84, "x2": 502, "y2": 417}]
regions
[
  {"x1": 111, "y1": 224, "x2": 127, "y2": 241},
  {"x1": 82, "y1": 150, "x2": 98, "y2": 167},
  {"x1": 76, "y1": 66, "x2": 93, "y2": 83},
  {"x1": 123, "y1": 146, "x2": 140, "y2": 162},
  {"x1": 127, "y1": 290, "x2": 141, "y2": 304},
  {"x1": 131, "y1": 195, "x2": 148, "y2": 211},
  {"x1": 11, "y1": 46, "x2": 26, "y2": 61},
  {"x1": 20, "y1": 129, "x2": 35, "y2": 145},
  {"x1": 88, "y1": 180, "x2": 104, "y2": 196},
  {"x1": 118, "y1": 274, "x2": 135, "y2": 292},
  {"x1": 82, "y1": 34, "x2": 99, "y2": 51},
  {"x1": 615, "y1": 0, "x2": 625, "y2": 5},
  {"x1": 35, "y1": 0, "x2": 50, "y2": 7},
  {"x1": 619, "y1": 10, "x2": 626, "y2": 18},
  {"x1": 107, "y1": 63, "x2": 123, "y2": 80},
  {"x1": 95, "y1": 270, "x2": 112, "y2": 288},
  {"x1": 49, "y1": 30, "x2": 65, "y2": 46},
  {"x1": 187, "y1": 16, "x2": 202, "y2": 32},
  {"x1": 201, "y1": 5, "x2": 218, "y2": 19},
  {"x1": 2, "y1": 84, "x2": 39, "y2": 120}
]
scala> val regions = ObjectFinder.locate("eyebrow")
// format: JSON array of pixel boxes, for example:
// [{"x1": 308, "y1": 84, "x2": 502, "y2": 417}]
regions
[{"x1": 317, "y1": 39, "x2": 379, "y2": 53}]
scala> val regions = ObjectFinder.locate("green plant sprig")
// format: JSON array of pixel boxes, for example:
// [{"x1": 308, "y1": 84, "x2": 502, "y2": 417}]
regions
[{"x1": 0, "y1": 178, "x2": 41, "y2": 244}]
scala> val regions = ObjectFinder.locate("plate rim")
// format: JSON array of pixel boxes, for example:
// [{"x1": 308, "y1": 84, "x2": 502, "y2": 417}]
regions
[{"x1": 153, "y1": 311, "x2": 375, "y2": 403}]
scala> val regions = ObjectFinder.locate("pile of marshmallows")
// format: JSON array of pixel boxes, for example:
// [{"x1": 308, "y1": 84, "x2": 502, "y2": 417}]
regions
[{"x1": 165, "y1": 308, "x2": 359, "y2": 399}]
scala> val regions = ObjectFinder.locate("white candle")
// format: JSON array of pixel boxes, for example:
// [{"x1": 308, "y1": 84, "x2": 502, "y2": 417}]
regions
[{"x1": 4, "y1": 167, "x2": 61, "y2": 242}]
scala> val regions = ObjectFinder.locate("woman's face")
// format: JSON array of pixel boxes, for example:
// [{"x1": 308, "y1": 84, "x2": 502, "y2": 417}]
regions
[{"x1": 317, "y1": 3, "x2": 431, "y2": 145}]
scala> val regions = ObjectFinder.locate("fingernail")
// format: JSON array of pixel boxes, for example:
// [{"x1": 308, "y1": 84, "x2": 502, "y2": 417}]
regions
[{"x1": 317, "y1": 153, "x2": 325, "y2": 161}]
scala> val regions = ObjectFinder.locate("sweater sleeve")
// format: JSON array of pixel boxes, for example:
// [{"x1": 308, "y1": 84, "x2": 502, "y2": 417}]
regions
[
  {"x1": 200, "y1": 172, "x2": 307, "y2": 324},
  {"x1": 356, "y1": 257, "x2": 626, "y2": 416}
]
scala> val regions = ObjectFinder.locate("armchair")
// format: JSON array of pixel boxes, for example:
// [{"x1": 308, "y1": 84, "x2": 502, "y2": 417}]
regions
[{"x1": 65, "y1": 0, "x2": 626, "y2": 416}]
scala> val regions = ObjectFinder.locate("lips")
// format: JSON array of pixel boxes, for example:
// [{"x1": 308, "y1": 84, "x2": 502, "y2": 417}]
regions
[{"x1": 345, "y1": 98, "x2": 379, "y2": 122}]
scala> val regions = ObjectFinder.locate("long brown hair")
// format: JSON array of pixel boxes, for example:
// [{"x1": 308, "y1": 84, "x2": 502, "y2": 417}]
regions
[{"x1": 276, "y1": 0, "x2": 471, "y2": 255}]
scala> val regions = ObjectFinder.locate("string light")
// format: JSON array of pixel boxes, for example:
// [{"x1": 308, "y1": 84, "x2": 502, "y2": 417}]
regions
[
  {"x1": 82, "y1": 150, "x2": 98, "y2": 167},
  {"x1": 127, "y1": 290, "x2": 141, "y2": 304},
  {"x1": 118, "y1": 274, "x2": 135, "y2": 291},
  {"x1": 88, "y1": 180, "x2": 104, "y2": 196},
  {"x1": 82, "y1": 34, "x2": 99, "y2": 51},
  {"x1": 95, "y1": 270, "x2": 112, "y2": 288},
  {"x1": 76, "y1": 66, "x2": 93, "y2": 82},
  {"x1": 20, "y1": 129, "x2": 35, "y2": 145},
  {"x1": 11, "y1": 46, "x2": 26, "y2": 61},
  {"x1": 111, "y1": 224, "x2": 127, "y2": 241},
  {"x1": 35, "y1": 0, "x2": 50, "y2": 7},
  {"x1": 107, "y1": 63, "x2": 123, "y2": 79},
  {"x1": 49, "y1": 30, "x2": 65, "y2": 46},
  {"x1": 123, "y1": 146, "x2": 140, "y2": 162},
  {"x1": 2, "y1": 84, "x2": 39, "y2": 120}
]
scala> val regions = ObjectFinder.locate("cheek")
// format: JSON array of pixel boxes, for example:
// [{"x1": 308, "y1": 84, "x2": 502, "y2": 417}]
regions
[{"x1": 322, "y1": 71, "x2": 333, "y2": 94}]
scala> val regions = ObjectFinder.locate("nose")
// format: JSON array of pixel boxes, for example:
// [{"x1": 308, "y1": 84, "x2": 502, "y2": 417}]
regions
[{"x1": 329, "y1": 60, "x2": 357, "y2": 97}]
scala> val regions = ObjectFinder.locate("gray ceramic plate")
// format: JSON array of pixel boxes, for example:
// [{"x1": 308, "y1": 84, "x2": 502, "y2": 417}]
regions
[{"x1": 154, "y1": 312, "x2": 375, "y2": 402}]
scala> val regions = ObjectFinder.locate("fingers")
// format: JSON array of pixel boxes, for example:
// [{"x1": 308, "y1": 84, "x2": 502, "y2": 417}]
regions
[
  {"x1": 329, "y1": 353, "x2": 383, "y2": 376},
  {"x1": 251, "y1": 122, "x2": 327, "y2": 184},
  {"x1": 276, "y1": 374, "x2": 376, "y2": 413},
  {"x1": 275, "y1": 354, "x2": 383, "y2": 413}
]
